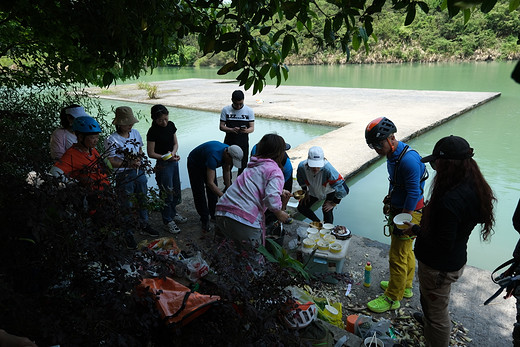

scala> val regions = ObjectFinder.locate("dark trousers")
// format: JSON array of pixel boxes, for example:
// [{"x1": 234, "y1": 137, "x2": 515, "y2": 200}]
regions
[
  {"x1": 224, "y1": 139, "x2": 248, "y2": 176},
  {"x1": 297, "y1": 195, "x2": 334, "y2": 224},
  {"x1": 187, "y1": 159, "x2": 217, "y2": 224}
]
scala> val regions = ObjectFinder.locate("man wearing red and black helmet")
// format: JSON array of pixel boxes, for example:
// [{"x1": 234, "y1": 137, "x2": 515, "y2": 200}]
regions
[{"x1": 365, "y1": 117, "x2": 428, "y2": 313}]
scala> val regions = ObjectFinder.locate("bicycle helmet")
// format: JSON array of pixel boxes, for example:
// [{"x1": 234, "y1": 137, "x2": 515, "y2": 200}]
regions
[
  {"x1": 283, "y1": 301, "x2": 317, "y2": 329},
  {"x1": 365, "y1": 117, "x2": 397, "y2": 145},
  {"x1": 73, "y1": 116, "x2": 101, "y2": 134}
]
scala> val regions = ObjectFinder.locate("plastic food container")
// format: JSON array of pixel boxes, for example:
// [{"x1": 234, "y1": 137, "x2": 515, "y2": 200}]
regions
[
  {"x1": 303, "y1": 238, "x2": 316, "y2": 249},
  {"x1": 308, "y1": 233, "x2": 320, "y2": 241},
  {"x1": 323, "y1": 234, "x2": 336, "y2": 244},
  {"x1": 320, "y1": 229, "x2": 331, "y2": 237},
  {"x1": 329, "y1": 243, "x2": 342, "y2": 253},
  {"x1": 307, "y1": 227, "x2": 319, "y2": 236},
  {"x1": 323, "y1": 223, "x2": 334, "y2": 230},
  {"x1": 161, "y1": 152, "x2": 173, "y2": 161},
  {"x1": 317, "y1": 240, "x2": 329, "y2": 251}
]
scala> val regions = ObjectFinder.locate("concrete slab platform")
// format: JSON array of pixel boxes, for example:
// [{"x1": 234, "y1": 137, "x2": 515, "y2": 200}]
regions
[{"x1": 92, "y1": 78, "x2": 500, "y2": 179}]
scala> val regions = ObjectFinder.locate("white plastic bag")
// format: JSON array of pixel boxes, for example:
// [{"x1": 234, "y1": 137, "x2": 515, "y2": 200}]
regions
[{"x1": 184, "y1": 251, "x2": 209, "y2": 282}]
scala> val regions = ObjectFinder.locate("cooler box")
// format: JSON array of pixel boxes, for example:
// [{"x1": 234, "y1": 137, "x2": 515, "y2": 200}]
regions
[{"x1": 301, "y1": 238, "x2": 351, "y2": 283}]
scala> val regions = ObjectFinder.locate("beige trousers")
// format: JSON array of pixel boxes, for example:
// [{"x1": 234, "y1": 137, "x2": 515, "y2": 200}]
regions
[{"x1": 418, "y1": 260, "x2": 465, "y2": 347}]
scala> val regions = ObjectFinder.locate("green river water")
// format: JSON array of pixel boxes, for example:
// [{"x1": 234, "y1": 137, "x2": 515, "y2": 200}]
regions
[{"x1": 100, "y1": 61, "x2": 520, "y2": 271}]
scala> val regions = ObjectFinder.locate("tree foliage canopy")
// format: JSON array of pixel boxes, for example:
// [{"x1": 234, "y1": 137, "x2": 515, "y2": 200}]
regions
[{"x1": 1, "y1": 0, "x2": 518, "y2": 92}]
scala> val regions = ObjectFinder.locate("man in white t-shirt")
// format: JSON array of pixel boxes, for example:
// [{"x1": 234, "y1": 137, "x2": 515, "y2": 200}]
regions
[{"x1": 219, "y1": 90, "x2": 254, "y2": 175}]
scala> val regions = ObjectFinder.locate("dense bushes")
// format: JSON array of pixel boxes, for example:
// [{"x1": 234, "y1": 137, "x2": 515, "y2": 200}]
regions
[{"x1": 0, "y1": 88, "x2": 318, "y2": 345}]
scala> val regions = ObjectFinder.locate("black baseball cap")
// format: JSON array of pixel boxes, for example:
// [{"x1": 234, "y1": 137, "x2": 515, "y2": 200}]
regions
[{"x1": 421, "y1": 135, "x2": 474, "y2": 163}]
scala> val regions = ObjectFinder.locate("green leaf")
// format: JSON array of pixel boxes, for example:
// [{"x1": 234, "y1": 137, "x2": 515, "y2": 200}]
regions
[
  {"x1": 236, "y1": 68, "x2": 250, "y2": 85},
  {"x1": 269, "y1": 64, "x2": 278, "y2": 79},
  {"x1": 245, "y1": 76, "x2": 255, "y2": 90},
  {"x1": 265, "y1": 238, "x2": 283, "y2": 259},
  {"x1": 271, "y1": 29, "x2": 284, "y2": 45},
  {"x1": 259, "y1": 64, "x2": 270, "y2": 77},
  {"x1": 257, "y1": 245, "x2": 278, "y2": 263},
  {"x1": 282, "y1": 65, "x2": 289, "y2": 80},
  {"x1": 217, "y1": 61, "x2": 236, "y2": 75},
  {"x1": 324, "y1": 19, "x2": 334, "y2": 43},
  {"x1": 510, "y1": 0, "x2": 520, "y2": 11},
  {"x1": 102, "y1": 71, "x2": 114, "y2": 87},
  {"x1": 259, "y1": 26, "x2": 271, "y2": 35},
  {"x1": 417, "y1": 1, "x2": 429, "y2": 13},
  {"x1": 276, "y1": 69, "x2": 282, "y2": 87},
  {"x1": 481, "y1": 0, "x2": 498, "y2": 13},
  {"x1": 352, "y1": 32, "x2": 360, "y2": 51},
  {"x1": 291, "y1": 35, "x2": 299, "y2": 54},
  {"x1": 404, "y1": 4, "x2": 416, "y2": 26},
  {"x1": 393, "y1": 0, "x2": 409, "y2": 10},
  {"x1": 296, "y1": 21, "x2": 304, "y2": 32},
  {"x1": 463, "y1": 8, "x2": 471, "y2": 25},
  {"x1": 282, "y1": 34, "x2": 293, "y2": 59},
  {"x1": 333, "y1": 14, "x2": 343, "y2": 32}
]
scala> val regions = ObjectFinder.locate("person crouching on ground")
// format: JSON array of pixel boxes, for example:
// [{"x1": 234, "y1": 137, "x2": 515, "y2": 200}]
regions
[
  {"x1": 216, "y1": 133, "x2": 291, "y2": 247},
  {"x1": 296, "y1": 146, "x2": 349, "y2": 224},
  {"x1": 364, "y1": 117, "x2": 427, "y2": 313},
  {"x1": 407, "y1": 135, "x2": 495, "y2": 347}
]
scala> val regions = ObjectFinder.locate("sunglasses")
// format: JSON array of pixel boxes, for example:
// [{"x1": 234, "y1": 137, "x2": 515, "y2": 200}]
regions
[{"x1": 368, "y1": 141, "x2": 384, "y2": 150}]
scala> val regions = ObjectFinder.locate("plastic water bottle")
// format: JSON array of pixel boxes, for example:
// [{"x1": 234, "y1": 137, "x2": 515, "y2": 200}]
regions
[{"x1": 363, "y1": 261, "x2": 372, "y2": 287}]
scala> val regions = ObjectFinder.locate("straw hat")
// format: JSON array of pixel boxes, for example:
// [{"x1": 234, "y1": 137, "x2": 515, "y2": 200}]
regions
[{"x1": 113, "y1": 106, "x2": 139, "y2": 125}]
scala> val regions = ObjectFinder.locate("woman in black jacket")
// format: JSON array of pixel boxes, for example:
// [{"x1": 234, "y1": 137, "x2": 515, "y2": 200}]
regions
[{"x1": 408, "y1": 135, "x2": 495, "y2": 347}]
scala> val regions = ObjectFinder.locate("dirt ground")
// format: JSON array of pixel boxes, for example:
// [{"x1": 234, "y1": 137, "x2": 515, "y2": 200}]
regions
[{"x1": 135, "y1": 184, "x2": 515, "y2": 347}]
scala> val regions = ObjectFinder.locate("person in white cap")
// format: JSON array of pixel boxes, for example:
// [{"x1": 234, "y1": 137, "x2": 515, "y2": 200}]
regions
[
  {"x1": 296, "y1": 146, "x2": 349, "y2": 224},
  {"x1": 105, "y1": 106, "x2": 159, "y2": 243},
  {"x1": 50, "y1": 104, "x2": 90, "y2": 160},
  {"x1": 187, "y1": 141, "x2": 243, "y2": 233}
]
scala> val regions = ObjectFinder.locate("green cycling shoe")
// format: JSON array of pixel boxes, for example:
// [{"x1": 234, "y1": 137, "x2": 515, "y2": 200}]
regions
[
  {"x1": 380, "y1": 281, "x2": 413, "y2": 298},
  {"x1": 367, "y1": 294, "x2": 400, "y2": 313}
]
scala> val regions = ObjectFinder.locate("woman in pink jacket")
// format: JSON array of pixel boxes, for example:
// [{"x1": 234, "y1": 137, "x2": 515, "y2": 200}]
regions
[{"x1": 216, "y1": 133, "x2": 291, "y2": 247}]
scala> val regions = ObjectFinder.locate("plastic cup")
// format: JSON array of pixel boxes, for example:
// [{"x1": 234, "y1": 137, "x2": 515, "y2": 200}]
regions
[
  {"x1": 393, "y1": 213, "x2": 412, "y2": 230},
  {"x1": 345, "y1": 314, "x2": 358, "y2": 333}
]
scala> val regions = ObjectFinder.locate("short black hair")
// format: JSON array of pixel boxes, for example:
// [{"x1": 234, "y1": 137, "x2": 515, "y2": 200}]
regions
[
  {"x1": 232, "y1": 90, "x2": 244, "y2": 101},
  {"x1": 151, "y1": 104, "x2": 168, "y2": 120}
]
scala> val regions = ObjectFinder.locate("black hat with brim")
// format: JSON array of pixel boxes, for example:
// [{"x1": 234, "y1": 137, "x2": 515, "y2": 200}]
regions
[{"x1": 421, "y1": 135, "x2": 474, "y2": 163}]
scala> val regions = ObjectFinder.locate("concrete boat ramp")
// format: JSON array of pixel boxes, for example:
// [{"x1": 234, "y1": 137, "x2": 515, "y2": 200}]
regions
[{"x1": 94, "y1": 78, "x2": 500, "y2": 179}]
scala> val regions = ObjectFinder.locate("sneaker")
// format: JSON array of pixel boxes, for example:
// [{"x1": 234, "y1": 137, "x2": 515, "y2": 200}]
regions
[
  {"x1": 201, "y1": 222, "x2": 212, "y2": 233},
  {"x1": 165, "y1": 221, "x2": 180, "y2": 234},
  {"x1": 140, "y1": 224, "x2": 160, "y2": 237},
  {"x1": 367, "y1": 295, "x2": 400, "y2": 313},
  {"x1": 173, "y1": 214, "x2": 188, "y2": 224},
  {"x1": 413, "y1": 312, "x2": 424, "y2": 326},
  {"x1": 380, "y1": 281, "x2": 413, "y2": 298}
]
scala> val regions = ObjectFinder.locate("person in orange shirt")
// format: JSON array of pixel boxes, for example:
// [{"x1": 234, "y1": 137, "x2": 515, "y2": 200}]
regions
[{"x1": 50, "y1": 116, "x2": 109, "y2": 190}]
